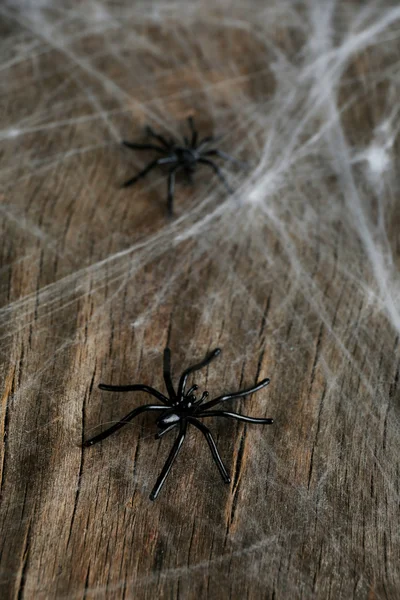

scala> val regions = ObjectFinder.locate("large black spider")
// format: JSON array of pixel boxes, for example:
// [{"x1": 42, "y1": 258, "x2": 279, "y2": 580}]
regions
[
  {"x1": 122, "y1": 117, "x2": 245, "y2": 215},
  {"x1": 83, "y1": 347, "x2": 273, "y2": 501}
]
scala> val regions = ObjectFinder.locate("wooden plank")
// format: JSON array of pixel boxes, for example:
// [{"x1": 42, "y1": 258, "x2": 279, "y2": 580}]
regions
[{"x1": 0, "y1": 3, "x2": 399, "y2": 599}]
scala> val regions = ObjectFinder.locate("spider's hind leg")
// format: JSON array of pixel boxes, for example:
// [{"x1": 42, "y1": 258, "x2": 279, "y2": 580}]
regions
[
  {"x1": 198, "y1": 158, "x2": 233, "y2": 194},
  {"x1": 123, "y1": 141, "x2": 165, "y2": 154},
  {"x1": 188, "y1": 417, "x2": 230, "y2": 483},
  {"x1": 202, "y1": 149, "x2": 248, "y2": 169},
  {"x1": 122, "y1": 157, "x2": 162, "y2": 188},
  {"x1": 166, "y1": 165, "x2": 181, "y2": 216},
  {"x1": 150, "y1": 420, "x2": 187, "y2": 501}
]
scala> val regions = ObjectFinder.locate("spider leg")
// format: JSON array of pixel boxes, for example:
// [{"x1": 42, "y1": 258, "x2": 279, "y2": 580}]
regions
[
  {"x1": 146, "y1": 126, "x2": 171, "y2": 149},
  {"x1": 163, "y1": 347, "x2": 177, "y2": 400},
  {"x1": 196, "y1": 134, "x2": 222, "y2": 152},
  {"x1": 188, "y1": 417, "x2": 230, "y2": 483},
  {"x1": 122, "y1": 157, "x2": 163, "y2": 188},
  {"x1": 177, "y1": 348, "x2": 221, "y2": 400},
  {"x1": 201, "y1": 149, "x2": 247, "y2": 169},
  {"x1": 188, "y1": 116, "x2": 198, "y2": 147},
  {"x1": 122, "y1": 155, "x2": 177, "y2": 188},
  {"x1": 193, "y1": 391, "x2": 208, "y2": 409},
  {"x1": 83, "y1": 404, "x2": 166, "y2": 447},
  {"x1": 155, "y1": 423, "x2": 178, "y2": 439},
  {"x1": 167, "y1": 164, "x2": 181, "y2": 216},
  {"x1": 149, "y1": 420, "x2": 187, "y2": 501},
  {"x1": 185, "y1": 384, "x2": 198, "y2": 397},
  {"x1": 198, "y1": 158, "x2": 233, "y2": 194},
  {"x1": 123, "y1": 141, "x2": 166, "y2": 154},
  {"x1": 201, "y1": 378, "x2": 270, "y2": 410},
  {"x1": 197, "y1": 410, "x2": 274, "y2": 425},
  {"x1": 98, "y1": 383, "x2": 171, "y2": 406}
]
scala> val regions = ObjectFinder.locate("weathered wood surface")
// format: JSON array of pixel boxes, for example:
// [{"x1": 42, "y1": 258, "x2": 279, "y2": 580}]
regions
[{"x1": 0, "y1": 2, "x2": 399, "y2": 599}]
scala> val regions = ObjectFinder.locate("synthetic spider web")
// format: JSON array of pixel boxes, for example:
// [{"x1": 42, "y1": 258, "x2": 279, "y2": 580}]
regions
[{"x1": 0, "y1": 1, "x2": 399, "y2": 598}]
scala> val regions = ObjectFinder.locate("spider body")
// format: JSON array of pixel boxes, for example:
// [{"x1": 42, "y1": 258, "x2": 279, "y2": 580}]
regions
[
  {"x1": 122, "y1": 117, "x2": 245, "y2": 215},
  {"x1": 156, "y1": 386, "x2": 208, "y2": 429},
  {"x1": 172, "y1": 146, "x2": 200, "y2": 167},
  {"x1": 83, "y1": 347, "x2": 273, "y2": 501}
]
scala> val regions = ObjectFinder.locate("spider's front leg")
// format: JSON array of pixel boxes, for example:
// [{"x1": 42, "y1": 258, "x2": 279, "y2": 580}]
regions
[
  {"x1": 163, "y1": 347, "x2": 176, "y2": 400},
  {"x1": 201, "y1": 378, "x2": 270, "y2": 411},
  {"x1": 187, "y1": 116, "x2": 198, "y2": 148},
  {"x1": 197, "y1": 410, "x2": 273, "y2": 425},
  {"x1": 145, "y1": 126, "x2": 171, "y2": 149},
  {"x1": 198, "y1": 158, "x2": 233, "y2": 194},
  {"x1": 177, "y1": 348, "x2": 221, "y2": 400}
]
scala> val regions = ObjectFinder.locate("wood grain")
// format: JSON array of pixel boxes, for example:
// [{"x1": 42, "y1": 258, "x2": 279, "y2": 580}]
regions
[{"x1": 0, "y1": 3, "x2": 400, "y2": 599}]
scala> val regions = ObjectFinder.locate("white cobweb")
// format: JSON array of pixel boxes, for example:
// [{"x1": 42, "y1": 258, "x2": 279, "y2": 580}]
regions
[{"x1": 0, "y1": 0, "x2": 399, "y2": 597}]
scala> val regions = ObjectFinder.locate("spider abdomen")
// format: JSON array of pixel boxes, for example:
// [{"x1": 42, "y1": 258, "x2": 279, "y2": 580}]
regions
[
  {"x1": 175, "y1": 147, "x2": 199, "y2": 166},
  {"x1": 158, "y1": 412, "x2": 181, "y2": 427}
]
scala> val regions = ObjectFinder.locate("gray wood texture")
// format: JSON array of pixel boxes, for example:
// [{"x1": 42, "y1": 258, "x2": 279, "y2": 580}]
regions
[{"x1": 0, "y1": 2, "x2": 399, "y2": 598}]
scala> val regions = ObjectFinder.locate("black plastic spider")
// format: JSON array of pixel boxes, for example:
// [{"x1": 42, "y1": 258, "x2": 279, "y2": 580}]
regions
[
  {"x1": 83, "y1": 347, "x2": 273, "y2": 501},
  {"x1": 122, "y1": 117, "x2": 245, "y2": 215}
]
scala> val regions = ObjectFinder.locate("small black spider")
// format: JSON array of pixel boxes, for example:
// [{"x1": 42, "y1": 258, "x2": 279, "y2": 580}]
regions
[
  {"x1": 83, "y1": 347, "x2": 273, "y2": 501},
  {"x1": 122, "y1": 116, "x2": 245, "y2": 215}
]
